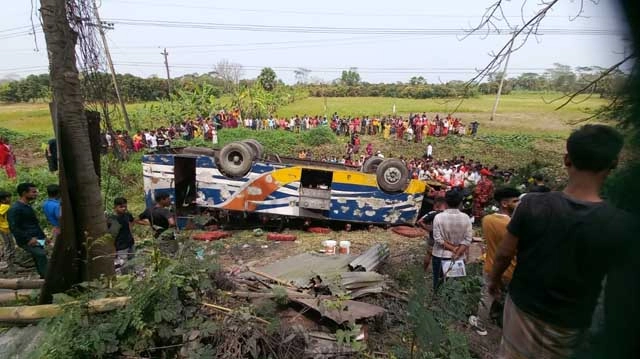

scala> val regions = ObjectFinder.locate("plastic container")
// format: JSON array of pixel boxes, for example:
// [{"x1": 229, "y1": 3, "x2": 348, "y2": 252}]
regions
[
  {"x1": 323, "y1": 240, "x2": 337, "y2": 255},
  {"x1": 339, "y1": 241, "x2": 351, "y2": 254}
]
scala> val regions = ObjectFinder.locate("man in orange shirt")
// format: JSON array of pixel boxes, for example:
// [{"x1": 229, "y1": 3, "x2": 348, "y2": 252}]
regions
[{"x1": 475, "y1": 187, "x2": 521, "y2": 328}]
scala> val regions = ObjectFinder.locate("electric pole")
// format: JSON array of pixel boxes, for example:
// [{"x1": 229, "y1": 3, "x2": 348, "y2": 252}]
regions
[
  {"x1": 91, "y1": 0, "x2": 131, "y2": 131},
  {"x1": 490, "y1": 29, "x2": 517, "y2": 121},
  {"x1": 161, "y1": 48, "x2": 172, "y2": 95}
]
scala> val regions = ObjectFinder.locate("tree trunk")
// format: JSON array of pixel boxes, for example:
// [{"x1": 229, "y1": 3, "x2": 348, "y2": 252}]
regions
[{"x1": 39, "y1": 0, "x2": 114, "y2": 303}]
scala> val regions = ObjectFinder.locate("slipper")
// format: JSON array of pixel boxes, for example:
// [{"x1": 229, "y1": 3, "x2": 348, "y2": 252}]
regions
[{"x1": 468, "y1": 315, "x2": 488, "y2": 336}]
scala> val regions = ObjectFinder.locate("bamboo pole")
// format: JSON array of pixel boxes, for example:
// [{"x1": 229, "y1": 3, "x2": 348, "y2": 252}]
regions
[
  {"x1": 0, "y1": 297, "x2": 130, "y2": 323},
  {"x1": 0, "y1": 278, "x2": 45, "y2": 290},
  {"x1": 0, "y1": 290, "x2": 35, "y2": 304},
  {"x1": 201, "y1": 302, "x2": 270, "y2": 325}
]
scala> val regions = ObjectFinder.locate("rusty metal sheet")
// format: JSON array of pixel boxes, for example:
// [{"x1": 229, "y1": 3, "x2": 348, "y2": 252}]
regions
[
  {"x1": 348, "y1": 244, "x2": 390, "y2": 272},
  {"x1": 292, "y1": 297, "x2": 385, "y2": 324},
  {"x1": 244, "y1": 253, "x2": 355, "y2": 288}
]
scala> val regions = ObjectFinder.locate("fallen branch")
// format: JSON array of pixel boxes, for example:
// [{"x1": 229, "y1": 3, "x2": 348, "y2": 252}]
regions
[
  {"x1": 0, "y1": 297, "x2": 130, "y2": 323},
  {"x1": 0, "y1": 290, "x2": 34, "y2": 304},
  {"x1": 0, "y1": 278, "x2": 45, "y2": 290},
  {"x1": 225, "y1": 290, "x2": 314, "y2": 300},
  {"x1": 246, "y1": 267, "x2": 298, "y2": 289},
  {"x1": 201, "y1": 302, "x2": 270, "y2": 325}
]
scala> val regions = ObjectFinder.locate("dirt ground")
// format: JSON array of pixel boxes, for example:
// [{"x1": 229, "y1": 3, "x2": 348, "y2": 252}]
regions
[{"x1": 209, "y1": 226, "x2": 500, "y2": 358}]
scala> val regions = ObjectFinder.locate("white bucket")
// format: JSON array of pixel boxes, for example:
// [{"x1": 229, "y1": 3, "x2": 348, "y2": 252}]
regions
[
  {"x1": 323, "y1": 240, "x2": 337, "y2": 255},
  {"x1": 339, "y1": 241, "x2": 351, "y2": 255}
]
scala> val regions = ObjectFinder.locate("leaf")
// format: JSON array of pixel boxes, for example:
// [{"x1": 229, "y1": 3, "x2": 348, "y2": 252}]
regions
[{"x1": 52, "y1": 293, "x2": 75, "y2": 304}]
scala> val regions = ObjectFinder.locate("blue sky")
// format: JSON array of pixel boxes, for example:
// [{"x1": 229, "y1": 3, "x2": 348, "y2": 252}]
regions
[{"x1": 0, "y1": 0, "x2": 630, "y2": 84}]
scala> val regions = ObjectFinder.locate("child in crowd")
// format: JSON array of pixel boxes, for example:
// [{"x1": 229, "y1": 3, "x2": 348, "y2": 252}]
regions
[
  {"x1": 107, "y1": 197, "x2": 135, "y2": 274},
  {"x1": 0, "y1": 191, "x2": 15, "y2": 270}
]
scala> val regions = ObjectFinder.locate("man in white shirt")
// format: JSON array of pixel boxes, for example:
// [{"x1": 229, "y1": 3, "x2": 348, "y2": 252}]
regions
[
  {"x1": 146, "y1": 131, "x2": 158, "y2": 149},
  {"x1": 431, "y1": 190, "x2": 472, "y2": 291},
  {"x1": 466, "y1": 168, "x2": 481, "y2": 187},
  {"x1": 441, "y1": 166, "x2": 453, "y2": 184},
  {"x1": 427, "y1": 143, "x2": 433, "y2": 158}
]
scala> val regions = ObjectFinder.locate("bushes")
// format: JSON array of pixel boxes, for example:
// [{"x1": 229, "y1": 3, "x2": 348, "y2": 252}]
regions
[{"x1": 300, "y1": 127, "x2": 336, "y2": 147}]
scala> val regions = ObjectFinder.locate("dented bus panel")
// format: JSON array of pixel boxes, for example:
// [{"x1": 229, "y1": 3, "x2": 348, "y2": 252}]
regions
[{"x1": 142, "y1": 152, "x2": 427, "y2": 226}]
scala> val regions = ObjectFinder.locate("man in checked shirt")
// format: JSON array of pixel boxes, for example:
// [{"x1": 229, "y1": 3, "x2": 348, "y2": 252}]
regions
[{"x1": 431, "y1": 190, "x2": 473, "y2": 292}]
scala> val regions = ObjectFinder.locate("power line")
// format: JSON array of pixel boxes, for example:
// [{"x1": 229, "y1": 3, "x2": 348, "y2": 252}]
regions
[
  {"x1": 103, "y1": 18, "x2": 623, "y2": 36},
  {"x1": 0, "y1": 25, "x2": 33, "y2": 33},
  {"x1": 107, "y1": 0, "x2": 621, "y2": 20}
]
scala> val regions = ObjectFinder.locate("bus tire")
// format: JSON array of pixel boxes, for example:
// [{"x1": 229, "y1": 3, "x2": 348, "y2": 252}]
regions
[
  {"x1": 219, "y1": 142, "x2": 253, "y2": 178},
  {"x1": 376, "y1": 158, "x2": 409, "y2": 193},
  {"x1": 362, "y1": 156, "x2": 384, "y2": 173},
  {"x1": 242, "y1": 139, "x2": 264, "y2": 160}
]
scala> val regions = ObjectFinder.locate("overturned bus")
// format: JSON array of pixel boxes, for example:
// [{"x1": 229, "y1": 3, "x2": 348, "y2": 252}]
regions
[{"x1": 142, "y1": 140, "x2": 429, "y2": 227}]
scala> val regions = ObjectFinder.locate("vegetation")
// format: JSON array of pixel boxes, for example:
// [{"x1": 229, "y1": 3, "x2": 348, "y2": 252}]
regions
[{"x1": 1, "y1": 64, "x2": 625, "y2": 104}]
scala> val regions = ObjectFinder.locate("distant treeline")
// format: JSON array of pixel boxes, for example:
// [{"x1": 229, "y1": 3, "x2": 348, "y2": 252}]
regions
[{"x1": 0, "y1": 63, "x2": 625, "y2": 103}]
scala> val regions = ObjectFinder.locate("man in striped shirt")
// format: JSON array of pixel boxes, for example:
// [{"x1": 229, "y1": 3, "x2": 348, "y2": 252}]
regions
[{"x1": 431, "y1": 190, "x2": 473, "y2": 291}]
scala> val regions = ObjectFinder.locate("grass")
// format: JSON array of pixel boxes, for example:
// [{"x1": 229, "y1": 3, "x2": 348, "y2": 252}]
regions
[
  {"x1": 0, "y1": 93, "x2": 608, "y2": 137},
  {"x1": 0, "y1": 93, "x2": 612, "y2": 191}
]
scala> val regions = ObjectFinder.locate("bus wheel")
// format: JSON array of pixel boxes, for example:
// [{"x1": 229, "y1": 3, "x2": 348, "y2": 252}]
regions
[
  {"x1": 219, "y1": 142, "x2": 253, "y2": 177},
  {"x1": 242, "y1": 139, "x2": 264, "y2": 160},
  {"x1": 376, "y1": 158, "x2": 409, "y2": 192},
  {"x1": 362, "y1": 156, "x2": 384, "y2": 173}
]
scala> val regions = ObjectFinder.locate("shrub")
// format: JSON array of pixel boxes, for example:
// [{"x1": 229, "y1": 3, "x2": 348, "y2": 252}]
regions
[{"x1": 301, "y1": 127, "x2": 336, "y2": 147}]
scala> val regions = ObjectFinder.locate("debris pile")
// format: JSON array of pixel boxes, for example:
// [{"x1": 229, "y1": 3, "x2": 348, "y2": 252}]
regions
[{"x1": 228, "y1": 243, "x2": 392, "y2": 357}]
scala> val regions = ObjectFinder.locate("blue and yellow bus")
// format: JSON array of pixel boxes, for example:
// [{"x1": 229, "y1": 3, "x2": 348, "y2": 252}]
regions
[{"x1": 142, "y1": 140, "x2": 429, "y2": 227}]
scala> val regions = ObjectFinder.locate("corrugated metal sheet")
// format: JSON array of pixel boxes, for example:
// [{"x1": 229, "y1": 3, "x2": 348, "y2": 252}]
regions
[
  {"x1": 244, "y1": 253, "x2": 355, "y2": 288},
  {"x1": 292, "y1": 297, "x2": 385, "y2": 324},
  {"x1": 348, "y1": 244, "x2": 390, "y2": 272}
]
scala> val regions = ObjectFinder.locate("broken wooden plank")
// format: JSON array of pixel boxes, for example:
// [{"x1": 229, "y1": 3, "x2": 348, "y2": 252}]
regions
[
  {"x1": 247, "y1": 267, "x2": 299, "y2": 289},
  {"x1": 348, "y1": 244, "x2": 390, "y2": 272}
]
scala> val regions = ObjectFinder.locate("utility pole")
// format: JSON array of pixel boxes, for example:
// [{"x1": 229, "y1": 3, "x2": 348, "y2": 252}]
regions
[
  {"x1": 161, "y1": 48, "x2": 172, "y2": 95},
  {"x1": 490, "y1": 29, "x2": 517, "y2": 121},
  {"x1": 91, "y1": 0, "x2": 131, "y2": 131}
]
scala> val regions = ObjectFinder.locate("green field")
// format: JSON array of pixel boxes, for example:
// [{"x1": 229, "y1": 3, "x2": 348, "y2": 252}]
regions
[
  {"x1": 0, "y1": 93, "x2": 608, "y2": 137},
  {"x1": 0, "y1": 93, "x2": 613, "y2": 190}
]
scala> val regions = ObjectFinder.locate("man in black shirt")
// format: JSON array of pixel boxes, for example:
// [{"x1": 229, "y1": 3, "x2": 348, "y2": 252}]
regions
[
  {"x1": 489, "y1": 125, "x2": 633, "y2": 358},
  {"x1": 7, "y1": 183, "x2": 48, "y2": 278},
  {"x1": 137, "y1": 191, "x2": 175, "y2": 238}
]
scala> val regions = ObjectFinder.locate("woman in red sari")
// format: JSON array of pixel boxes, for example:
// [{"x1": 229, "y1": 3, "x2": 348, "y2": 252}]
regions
[
  {"x1": 472, "y1": 168, "x2": 494, "y2": 222},
  {"x1": 0, "y1": 138, "x2": 16, "y2": 179}
]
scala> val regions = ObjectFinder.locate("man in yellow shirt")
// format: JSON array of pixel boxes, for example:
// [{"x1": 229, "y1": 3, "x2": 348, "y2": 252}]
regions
[
  {"x1": 0, "y1": 191, "x2": 15, "y2": 269},
  {"x1": 474, "y1": 187, "x2": 520, "y2": 328}
]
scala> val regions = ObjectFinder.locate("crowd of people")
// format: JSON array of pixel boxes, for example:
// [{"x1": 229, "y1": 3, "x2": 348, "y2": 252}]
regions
[
  {"x1": 95, "y1": 110, "x2": 479, "y2": 158},
  {"x1": 0, "y1": 182, "x2": 177, "y2": 276},
  {"x1": 417, "y1": 125, "x2": 636, "y2": 358},
  {"x1": 1, "y1": 123, "x2": 637, "y2": 357}
]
